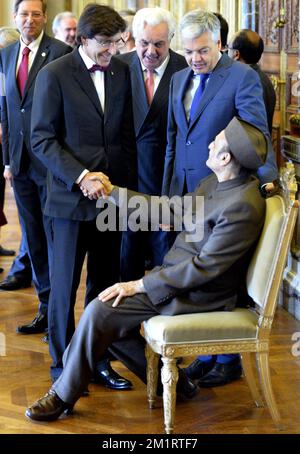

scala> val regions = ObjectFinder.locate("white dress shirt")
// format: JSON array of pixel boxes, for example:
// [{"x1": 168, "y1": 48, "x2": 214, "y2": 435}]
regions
[
  {"x1": 78, "y1": 45, "x2": 105, "y2": 112},
  {"x1": 76, "y1": 46, "x2": 107, "y2": 184},
  {"x1": 16, "y1": 31, "x2": 44, "y2": 76},
  {"x1": 184, "y1": 52, "x2": 222, "y2": 121}
]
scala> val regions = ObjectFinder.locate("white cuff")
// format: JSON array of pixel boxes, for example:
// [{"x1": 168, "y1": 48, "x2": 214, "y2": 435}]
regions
[{"x1": 76, "y1": 169, "x2": 89, "y2": 185}]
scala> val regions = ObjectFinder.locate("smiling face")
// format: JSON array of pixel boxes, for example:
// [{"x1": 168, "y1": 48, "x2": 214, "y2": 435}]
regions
[
  {"x1": 81, "y1": 33, "x2": 122, "y2": 67},
  {"x1": 14, "y1": 0, "x2": 46, "y2": 45},
  {"x1": 135, "y1": 22, "x2": 170, "y2": 71},
  {"x1": 55, "y1": 17, "x2": 77, "y2": 46},
  {"x1": 183, "y1": 31, "x2": 221, "y2": 74}
]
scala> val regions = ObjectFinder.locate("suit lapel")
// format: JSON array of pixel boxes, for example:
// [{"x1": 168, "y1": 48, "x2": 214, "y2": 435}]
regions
[
  {"x1": 188, "y1": 54, "x2": 231, "y2": 130},
  {"x1": 149, "y1": 51, "x2": 176, "y2": 116},
  {"x1": 22, "y1": 34, "x2": 55, "y2": 102},
  {"x1": 104, "y1": 65, "x2": 117, "y2": 123},
  {"x1": 72, "y1": 50, "x2": 103, "y2": 117},
  {"x1": 8, "y1": 42, "x2": 21, "y2": 103},
  {"x1": 129, "y1": 53, "x2": 148, "y2": 134},
  {"x1": 178, "y1": 68, "x2": 193, "y2": 129}
]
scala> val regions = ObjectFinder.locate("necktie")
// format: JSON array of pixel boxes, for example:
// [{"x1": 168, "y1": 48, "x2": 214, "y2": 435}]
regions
[
  {"x1": 88, "y1": 64, "x2": 109, "y2": 73},
  {"x1": 145, "y1": 69, "x2": 155, "y2": 105},
  {"x1": 17, "y1": 47, "x2": 30, "y2": 98},
  {"x1": 189, "y1": 73, "x2": 210, "y2": 123}
]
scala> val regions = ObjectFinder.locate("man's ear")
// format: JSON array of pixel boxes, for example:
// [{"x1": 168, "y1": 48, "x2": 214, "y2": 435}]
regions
[
  {"x1": 219, "y1": 150, "x2": 232, "y2": 167},
  {"x1": 233, "y1": 49, "x2": 240, "y2": 60},
  {"x1": 122, "y1": 31, "x2": 130, "y2": 42}
]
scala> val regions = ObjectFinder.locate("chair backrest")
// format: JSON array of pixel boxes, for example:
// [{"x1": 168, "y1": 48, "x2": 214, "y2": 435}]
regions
[{"x1": 246, "y1": 168, "x2": 298, "y2": 322}]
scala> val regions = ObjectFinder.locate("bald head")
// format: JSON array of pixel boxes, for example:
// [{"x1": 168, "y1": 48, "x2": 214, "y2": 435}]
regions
[{"x1": 228, "y1": 29, "x2": 264, "y2": 64}]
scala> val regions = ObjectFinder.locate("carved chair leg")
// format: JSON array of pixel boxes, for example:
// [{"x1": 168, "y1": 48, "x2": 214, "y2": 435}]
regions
[
  {"x1": 145, "y1": 344, "x2": 160, "y2": 409},
  {"x1": 161, "y1": 357, "x2": 178, "y2": 435},
  {"x1": 241, "y1": 352, "x2": 264, "y2": 407},
  {"x1": 256, "y1": 351, "x2": 282, "y2": 428}
]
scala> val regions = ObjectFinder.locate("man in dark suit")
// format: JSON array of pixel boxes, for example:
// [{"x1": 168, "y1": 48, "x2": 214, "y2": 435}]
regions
[
  {"x1": 25, "y1": 116, "x2": 268, "y2": 422},
  {"x1": 0, "y1": 0, "x2": 71, "y2": 332},
  {"x1": 117, "y1": 7, "x2": 187, "y2": 280},
  {"x1": 161, "y1": 9, "x2": 278, "y2": 385},
  {"x1": 227, "y1": 29, "x2": 276, "y2": 135},
  {"x1": 31, "y1": 4, "x2": 137, "y2": 385},
  {"x1": 0, "y1": 26, "x2": 32, "y2": 288}
]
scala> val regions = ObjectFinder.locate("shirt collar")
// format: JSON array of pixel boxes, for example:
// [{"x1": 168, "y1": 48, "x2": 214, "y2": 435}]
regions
[
  {"x1": 20, "y1": 30, "x2": 44, "y2": 52},
  {"x1": 78, "y1": 45, "x2": 99, "y2": 71},
  {"x1": 141, "y1": 53, "x2": 170, "y2": 76}
]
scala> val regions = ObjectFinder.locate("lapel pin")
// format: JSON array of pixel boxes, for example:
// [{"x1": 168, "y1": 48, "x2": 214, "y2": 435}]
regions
[
  {"x1": 41, "y1": 52, "x2": 46, "y2": 57},
  {"x1": 111, "y1": 71, "x2": 114, "y2": 75}
]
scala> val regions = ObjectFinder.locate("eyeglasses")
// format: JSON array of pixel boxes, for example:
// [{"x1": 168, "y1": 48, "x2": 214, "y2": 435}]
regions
[
  {"x1": 18, "y1": 12, "x2": 44, "y2": 19},
  {"x1": 93, "y1": 37, "x2": 125, "y2": 49}
]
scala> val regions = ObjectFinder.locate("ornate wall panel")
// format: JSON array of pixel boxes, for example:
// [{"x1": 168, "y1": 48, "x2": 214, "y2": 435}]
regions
[
  {"x1": 260, "y1": 0, "x2": 281, "y2": 52},
  {"x1": 285, "y1": 0, "x2": 299, "y2": 53}
]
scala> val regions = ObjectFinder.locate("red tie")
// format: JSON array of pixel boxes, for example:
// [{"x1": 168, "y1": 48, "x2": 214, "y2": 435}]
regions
[
  {"x1": 17, "y1": 47, "x2": 31, "y2": 98},
  {"x1": 145, "y1": 69, "x2": 155, "y2": 105}
]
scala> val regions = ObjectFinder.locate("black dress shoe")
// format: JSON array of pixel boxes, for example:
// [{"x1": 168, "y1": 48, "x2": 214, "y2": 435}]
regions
[
  {"x1": 0, "y1": 275, "x2": 31, "y2": 291},
  {"x1": 157, "y1": 368, "x2": 198, "y2": 399},
  {"x1": 184, "y1": 357, "x2": 216, "y2": 380},
  {"x1": 25, "y1": 389, "x2": 73, "y2": 422},
  {"x1": 92, "y1": 360, "x2": 133, "y2": 390},
  {"x1": 198, "y1": 357, "x2": 242, "y2": 388},
  {"x1": 17, "y1": 313, "x2": 48, "y2": 334},
  {"x1": 177, "y1": 369, "x2": 198, "y2": 398},
  {"x1": 0, "y1": 245, "x2": 15, "y2": 256}
]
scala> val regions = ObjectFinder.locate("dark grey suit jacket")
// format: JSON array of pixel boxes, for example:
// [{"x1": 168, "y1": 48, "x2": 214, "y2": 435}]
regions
[
  {"x1": 251, "y1": 64, "x2": 276, "y2": 135},
  {"x1": 117, "y1": 50, "x2": 187, "y2": 195},
  {"x1": 114, "y1": 172, "x2": 265, "y2": 314},
  {"x1": 31, "y1": 49, "x2": 137, "y2": 221},
  {"x1": 0, "y1": 33, "x2": 72, "y2": 178}
]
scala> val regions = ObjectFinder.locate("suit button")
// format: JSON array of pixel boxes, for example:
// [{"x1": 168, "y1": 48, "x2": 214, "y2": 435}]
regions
[
  {"x1": 20, "y1": 131, "x2": 23, "y2": 136},
  {"x1": 21, "y1": 109, "x2": 25, "y2": 113},
  {"x1": 186, "y1": 141, "x2": 192, "y2": 146}
]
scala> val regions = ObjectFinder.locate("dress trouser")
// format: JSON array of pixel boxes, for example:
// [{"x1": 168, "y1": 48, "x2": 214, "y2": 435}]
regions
[
  {"x1": 12, "y1": 166, "x2": 51, "y2": 313},
  {"x1": 52, "y1": 294, "x2": 159, "y2": 404},
  {"x1": 8, "y1": 223, "x2": 32, "y2": 282},
  {"x1": 120, "y1": 229, "x2": 169, "y2": 280},
  {"x1": 49, "y1": 217, "x2": 121, "y2": 381}
]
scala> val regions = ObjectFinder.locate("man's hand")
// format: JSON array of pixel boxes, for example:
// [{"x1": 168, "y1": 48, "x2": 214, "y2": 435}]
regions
[
  {"x1": 80, "y1": 172, "x2": 111, "y2": 200},
  {"x1": 98, "y1": 279, "x2": 145, "y2": 308},
  {"x1": 3, "y1": 167, "x2": 13, "y2": 185}
]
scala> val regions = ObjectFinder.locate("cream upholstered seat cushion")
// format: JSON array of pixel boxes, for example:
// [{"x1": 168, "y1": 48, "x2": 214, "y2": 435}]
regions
[{"x1": 144, "y1": 308, "x2": 259, "y2": 344}]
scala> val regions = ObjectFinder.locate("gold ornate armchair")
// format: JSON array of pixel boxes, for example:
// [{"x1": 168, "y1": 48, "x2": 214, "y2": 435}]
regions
[{"x1": 143, "y1": 164, "x2": 298, "y2": 434}]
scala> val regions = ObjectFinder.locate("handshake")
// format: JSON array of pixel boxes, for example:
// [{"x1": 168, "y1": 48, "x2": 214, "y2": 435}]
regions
[{"x1": 79, "y1": 171, "x2": 113, "y2": 200}]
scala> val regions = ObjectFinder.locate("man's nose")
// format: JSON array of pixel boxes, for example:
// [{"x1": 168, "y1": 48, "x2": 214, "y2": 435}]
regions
[{"x1": 147, "y1": 43, "x2": 157, "y2": 54}]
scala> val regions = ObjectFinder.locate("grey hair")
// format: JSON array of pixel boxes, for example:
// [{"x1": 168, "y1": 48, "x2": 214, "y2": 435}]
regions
[
  {"x1": 52, "y1": 11, "x2": 77, "y2": 35},
  {"x1": 0, "y1": 27, "x2": 20, "y2": 48},
  {"x1": 132, "y1": 7, "x2": 176, "y2": 42},
  {"x1": 180, "y1": 9, "x2": 220, "y2": 42}
]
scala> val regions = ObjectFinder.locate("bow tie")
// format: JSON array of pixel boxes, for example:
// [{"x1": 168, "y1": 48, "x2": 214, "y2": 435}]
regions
[{"x1": 88, "y1": 64, "x2": 109, "y2": 73}]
